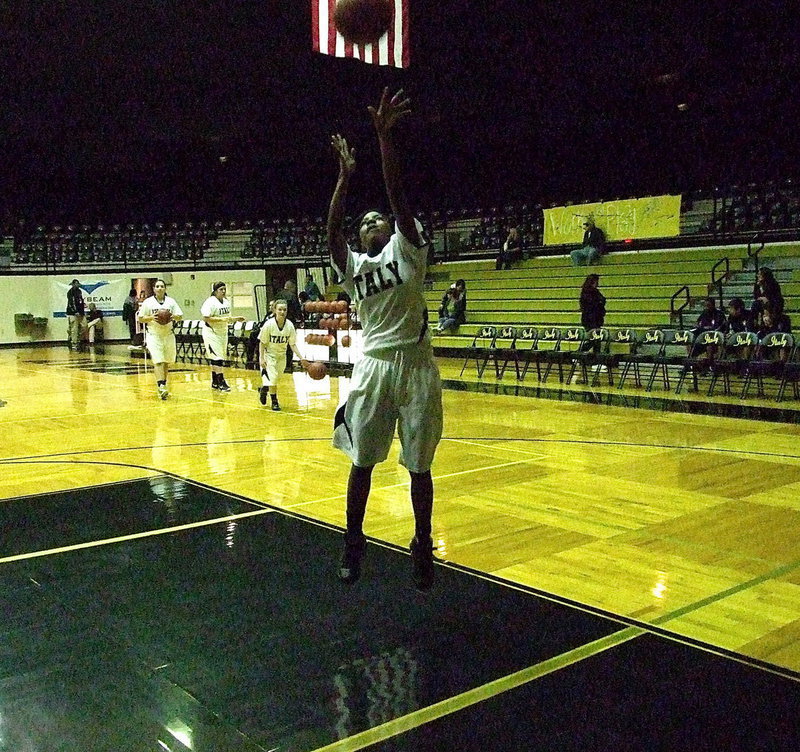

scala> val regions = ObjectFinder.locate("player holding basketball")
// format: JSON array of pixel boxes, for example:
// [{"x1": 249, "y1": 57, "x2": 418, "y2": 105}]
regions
[
  {"x1": 258, "y1": 300, "x2": 309, "y2": 411},
  {"x1": 137, "y1": 279, "x2": 184, "y2": 399},
  {"x1": 201, "y1": 281, "x2": 246, "y2": 392},
  {"x1": 328, "y1": 88, "x2": 443, "y2": 591}
]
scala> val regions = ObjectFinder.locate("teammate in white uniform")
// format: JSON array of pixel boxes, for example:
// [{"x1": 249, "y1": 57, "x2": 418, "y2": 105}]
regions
[
  {"x1": 328, "y1": 88, "x2": 443, "y2": 591},
  {"x1": 200, "y1": 281, "x2": 245, "y2": 392},
  {"x1": 257, "y1": 300, "x2": 308, "y2": 411},
  {"x1": 137, "y1": 278, "x2": 184, "y2": 399}
]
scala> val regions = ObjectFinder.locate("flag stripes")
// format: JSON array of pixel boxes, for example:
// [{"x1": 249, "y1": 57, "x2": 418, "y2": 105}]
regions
[{"x1": 312, "y1": 0, "x2": 409, "y2": 68}]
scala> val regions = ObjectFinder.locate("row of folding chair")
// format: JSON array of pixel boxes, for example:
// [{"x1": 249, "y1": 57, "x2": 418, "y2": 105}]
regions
[
  {"x1": 458, "y1": 325, "x2": 800, "y2": 401},
  {"x1": 173, "y1": 320, "x2": 256, "y2": 366},
  {"x1": 459, "y1": 325, "x2": 620, "y2": 387}
]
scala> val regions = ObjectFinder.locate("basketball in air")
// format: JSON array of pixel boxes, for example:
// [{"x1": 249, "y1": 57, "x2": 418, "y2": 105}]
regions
[
  {"x1": 306, "y1": 361, "x2": 328, "y2": 380},
  {"x1": 155, "y1": 309, "x2": 172, "y2": 325},
  {"x1": 334, "y1": 0, "x2": 394, "y2": 45}
]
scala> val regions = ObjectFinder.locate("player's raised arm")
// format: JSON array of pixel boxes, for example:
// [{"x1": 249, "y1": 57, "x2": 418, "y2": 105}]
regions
[
  {"x1": 368, "y1": 87, "x2": 420, "y2": 247},
  {"x1": 328, "y1": 134, "x2": 356, "y2": 273}
]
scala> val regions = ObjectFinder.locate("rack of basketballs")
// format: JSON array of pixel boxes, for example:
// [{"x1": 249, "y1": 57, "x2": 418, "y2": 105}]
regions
[{"x1": 302, "y1": 300, "x2": 359, "y2": 350}]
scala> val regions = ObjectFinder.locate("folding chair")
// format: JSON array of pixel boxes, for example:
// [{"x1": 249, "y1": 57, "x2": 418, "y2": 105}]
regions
[
  {"x1": 646, "y1": 329, "x2": 694, "y2": 392},
  {"x1": 494, "y1": 326, "x2": 520, "y2": 379},
  {"x1": 174, "y1": 320, "x2": 188, "y2": 361},
  {"x1": 741, "y1": 332, "x2": 794, "y2": 399},
  {"x1": 459, "y1": 326, "x2": 498, "y2": 378},
  {"x1": 227, "y1": 320, "x2": 247, "y2": 364},
  {"x1": 532, "y1": 327, "x2": 562, "y2": 383},
  {"x1": 186, "y1": 321, "x2": 204, "y2": 363},
  {"x1": 708, "y1": 331, "x2": 758, "y2": 397},
  {"x1": 777, "y1": 339, "x2": 800, "y2": 402},
  {"x1": 516, "y1": 327, "x2": 539, "y2": 381},
  {"x1": 675, "y1": 330, "x2": 725, "y2": 395},
  {"x1": 567, "y1": 328, "x2": 612, "y2": 386},
  {"x1": 618, "y1": 329, "x2": 660, "y2": 390},
  {"x1": 554, "y1": 327, "x2": 586, "y2": 384}
]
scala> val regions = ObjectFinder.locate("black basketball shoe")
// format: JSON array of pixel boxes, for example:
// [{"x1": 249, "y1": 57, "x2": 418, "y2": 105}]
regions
[
  {"x1": 410, "y1": 535, "x2": 435, "y2": 592},
  {"x1": 338, "y1": 532, "x2": 366, "y2": 584}
]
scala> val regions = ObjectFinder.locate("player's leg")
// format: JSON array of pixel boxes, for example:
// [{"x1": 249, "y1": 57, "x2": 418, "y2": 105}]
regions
[
  {"x1": 339, "y1": 463, "x2": 374, "y2": 584},
  {"x1": 260, "y1": 352, "x2": 283, "y2": 409},
  {"x1": 397, "y1": 353, "x2": 443, "y2": 591},
  {"x1": 153, "y1": 362, "x2": 167, "y2": 398},
  {"x1": 333, "y1": 355, "x2": 397, "y2": 583},
  {"x1": 204, "y1": 331, "x2": 224, "y2": 389}
]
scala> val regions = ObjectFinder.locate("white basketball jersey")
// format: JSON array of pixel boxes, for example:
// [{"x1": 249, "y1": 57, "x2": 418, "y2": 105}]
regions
[
  {"x1": 258, "y1": 317, "x2": 296, "y2": 355},
  {"x1": 334, "y1": 220, "x2": 430, "y2": 355},
  {"x1": 200, "y1": 295, "x2": 231, "y2": 336},
  {"x1": 139, "y1": 295, "x2": 183, "y2": 337}
]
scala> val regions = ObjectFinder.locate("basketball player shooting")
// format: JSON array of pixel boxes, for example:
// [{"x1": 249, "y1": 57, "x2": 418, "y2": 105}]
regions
[{"x1": 328, "y1": 88, "x2": 444, "y2": 592}]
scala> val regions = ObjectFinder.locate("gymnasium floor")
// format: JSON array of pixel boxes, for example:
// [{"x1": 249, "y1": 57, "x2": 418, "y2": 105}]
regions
[{"x1": 1, "y1": 344, "x2": 799, "y2": 751}]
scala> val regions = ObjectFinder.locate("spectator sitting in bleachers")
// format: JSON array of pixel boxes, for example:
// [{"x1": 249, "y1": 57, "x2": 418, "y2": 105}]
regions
[
  {"x1": 436, "y1": 282, "x2": 467, "y2": 333},
  {"x1": 694, "y1": 297, "x2": 726, "y2": 335},
  {"x1": 724, "y1": 297, "x2": 750, "y2": 333},
  {"x1": 496, "y1": 227, "x2": 522, "y2": 270},
  {"x1": 570, "y1": 217, "x2": 606, "y2": 266},
  {"x1": 750, "y1": 267, "x2": 784, "y2": 329},
  {"x1": 756, "y1": 303, "x2": 792, "y2": 339}
]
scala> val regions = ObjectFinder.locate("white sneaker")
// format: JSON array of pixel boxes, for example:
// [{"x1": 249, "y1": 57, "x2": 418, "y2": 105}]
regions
[{"x1": 158, "y1": 384, "x2": 169, "y2": 400}]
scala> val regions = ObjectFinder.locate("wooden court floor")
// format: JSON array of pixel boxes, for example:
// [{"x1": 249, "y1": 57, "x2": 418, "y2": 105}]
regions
[{"x1": 1, "y1": 344, "x2": 800, "y2": 748}]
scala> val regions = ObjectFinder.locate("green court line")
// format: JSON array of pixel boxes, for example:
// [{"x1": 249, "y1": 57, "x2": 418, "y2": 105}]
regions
[
  {"x1": 311, "y1": 627, "x2": 643, "y2": 752},
  {"x1": 652, "y1": 554, "x2": 800, "y2": 627}
]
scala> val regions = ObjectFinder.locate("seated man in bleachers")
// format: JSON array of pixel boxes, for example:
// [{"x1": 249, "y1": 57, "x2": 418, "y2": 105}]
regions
[
  {"x1": 570, "y1": 217, "x2": 606, "y2": 266},
  {"x1": 723, "y1": 297, "x2": 749, "y2": 333},
  {"x1": 694, "y1": 297, "x2": 726, "y2": 335},
  {"x1": 436, "y1": 282, "x2": 467, "y2": 333},
  {"x1": 691, "y1": 297, "x2": 726, "y2": 359}
]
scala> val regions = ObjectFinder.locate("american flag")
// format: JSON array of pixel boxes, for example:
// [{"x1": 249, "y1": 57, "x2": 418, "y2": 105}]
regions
[{"x1": 312, "y1": 0, "x2": 410, "y2": 68}]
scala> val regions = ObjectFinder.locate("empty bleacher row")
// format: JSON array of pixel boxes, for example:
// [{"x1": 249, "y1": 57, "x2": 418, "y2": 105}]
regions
[{"x1": 5, "y1": 180, "x2": 800, "y2": 270}]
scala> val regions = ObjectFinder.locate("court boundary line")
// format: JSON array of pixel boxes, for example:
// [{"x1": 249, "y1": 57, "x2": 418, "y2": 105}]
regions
[
  {"x1": 3, "y1": 435, "x2": 800, "y2": 466},
  {"x1": 0, "y1": 507, "x2": 273, "y2": 566},
  {"x1": 0, "y1": 474, "x2": 160, "y2": 504}
]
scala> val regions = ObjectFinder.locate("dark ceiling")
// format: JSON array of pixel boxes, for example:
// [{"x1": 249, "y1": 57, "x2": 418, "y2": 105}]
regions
[{"x1": 2, "y1": 0, "x2": 796, "y2": 224}]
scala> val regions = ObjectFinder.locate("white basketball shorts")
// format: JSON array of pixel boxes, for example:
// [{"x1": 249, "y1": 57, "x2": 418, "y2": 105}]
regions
[
  {"x1": 333, "y1": 344, "x2": 443, "y2": 473},
  {"x1": 146, "y1": 332, "x2": 177, "y2": 364},
  {"x1": 261, "y1": 351, "x2": 287, "y2": 387},
  {"x1": 202, "y1": 327, "x2": 228, "y2": 362}
]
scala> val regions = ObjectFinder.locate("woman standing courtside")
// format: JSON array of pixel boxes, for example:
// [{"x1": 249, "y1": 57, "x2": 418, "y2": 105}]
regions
[
  {"x1": 200, "y1": 281, "x2": 245, "y2": 392},
  {"x1": 137, "y1": 279, "x2": 184, "y2": 400}
]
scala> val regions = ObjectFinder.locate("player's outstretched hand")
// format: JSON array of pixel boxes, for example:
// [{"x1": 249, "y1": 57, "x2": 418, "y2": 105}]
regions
[
  {"x1": 368, "y1": 87, "x2": 411, "y2": 136},
  {"x1": 300, "y1": 358, "x2": 310, "y2": 370},
  {"x1": 331, "y1": 134, "x2": 356, "y2": 178}
]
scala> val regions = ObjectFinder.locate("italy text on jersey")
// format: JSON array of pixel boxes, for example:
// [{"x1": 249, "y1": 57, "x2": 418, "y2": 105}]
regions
[{"x1": 351, "y1": 261, "x2": 403, "y2": 302}]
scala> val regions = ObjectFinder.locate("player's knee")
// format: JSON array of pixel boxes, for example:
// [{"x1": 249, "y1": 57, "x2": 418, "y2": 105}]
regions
[{"x1": 351, "y1": 463, "x2": 374, "y2": 477}]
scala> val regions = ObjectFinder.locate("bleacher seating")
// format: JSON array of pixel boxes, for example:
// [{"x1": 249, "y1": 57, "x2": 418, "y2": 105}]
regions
[{"x1": 427, "y1": 240, "x2": 800, "y2": 400}]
